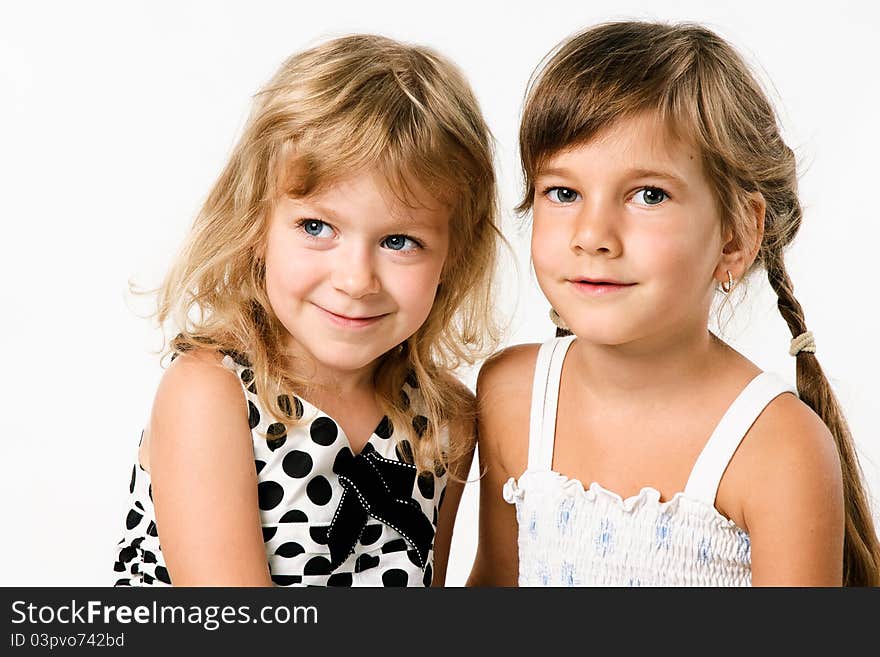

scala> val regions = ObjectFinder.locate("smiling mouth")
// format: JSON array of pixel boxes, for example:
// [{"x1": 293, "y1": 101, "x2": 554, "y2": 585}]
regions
[
  {"x1": 568, "y1": 279, "x2": 636, "y2": 296},
  {"x1": 314, "y1": 304, "x2": 389, "y2": 328}
]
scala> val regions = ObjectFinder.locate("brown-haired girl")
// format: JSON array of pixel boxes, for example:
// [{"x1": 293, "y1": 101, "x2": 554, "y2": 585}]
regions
[
  {"x1": 469, "y1": 21, "x2": 879, "y2": 586},
  {"x1": 113, "y1": 34, "x2": 501, "y2": 587}
]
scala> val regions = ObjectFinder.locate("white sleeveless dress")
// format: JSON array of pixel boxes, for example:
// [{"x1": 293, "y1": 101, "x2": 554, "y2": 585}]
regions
[{"x1": 502, "y1": 335, "x2": 797, "y2": 586}]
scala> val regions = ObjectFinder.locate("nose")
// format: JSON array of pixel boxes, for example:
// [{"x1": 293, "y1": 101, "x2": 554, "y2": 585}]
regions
[
  {"x1": 569, "y1": 196, "x2": 623, "y2": 257},
  {"x1": 330, "y1": 242, "x2": 381, "y2": 298}
]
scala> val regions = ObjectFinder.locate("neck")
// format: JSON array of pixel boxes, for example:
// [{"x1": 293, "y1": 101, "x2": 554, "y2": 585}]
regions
[
  {"x1": 567, "y1": 322, "x2": 729, "y2": 403},
  {"x1": 284, "y1": 348, "x2": 379, "y2": 400}
]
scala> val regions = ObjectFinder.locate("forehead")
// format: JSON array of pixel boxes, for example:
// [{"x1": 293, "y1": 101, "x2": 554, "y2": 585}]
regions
[
  {"x1": 539, "y1": 112, "x2": 704, "y2": 180},
  {"x1": 280, "y1": 167, "x2": 450, "y2": 229}
]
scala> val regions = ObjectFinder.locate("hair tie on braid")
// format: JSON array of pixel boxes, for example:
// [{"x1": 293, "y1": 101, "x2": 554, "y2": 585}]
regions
[{"x1": 789, "y1": 330, "x2": 816, "y2": 356}]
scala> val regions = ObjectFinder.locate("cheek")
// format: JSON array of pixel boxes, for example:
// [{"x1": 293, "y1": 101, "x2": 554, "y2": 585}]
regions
[
  {"x1": 389, "y1": 262, "x2": 443, "y2": 317},
  {"x1": 530, "y1": 218, "x2": 563, "y2": 276},
  {"x1": 636, "y1": 223, "x2": 718, "y2": 297},
  {"x1": 264, "y1": 239, "x2": 320, "y2": 304}
]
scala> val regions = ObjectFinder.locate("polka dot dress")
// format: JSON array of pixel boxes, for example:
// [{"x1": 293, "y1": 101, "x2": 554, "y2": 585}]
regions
[{"x1": 113, "y1": 352, "x2": 448, "y2": 587}]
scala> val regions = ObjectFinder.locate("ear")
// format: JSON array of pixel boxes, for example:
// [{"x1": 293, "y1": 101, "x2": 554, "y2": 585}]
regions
[{"x1": 714, "y1": 191, "x2": 765, "y2": 284}]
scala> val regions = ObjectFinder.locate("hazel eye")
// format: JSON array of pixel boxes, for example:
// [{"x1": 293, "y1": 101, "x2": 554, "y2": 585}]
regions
[
  {"x1": 546, "y1": 187, "x2": 580, "y2": 204},
  {"x1": 632, "y1": 187, "x2": 668, "y2": 206},
  {"x1": 300, "y1": 220, "x2": 332, "y2": 237},
  {"x1": 381, "y1": 234, "x2": 420, "y2": 252}
]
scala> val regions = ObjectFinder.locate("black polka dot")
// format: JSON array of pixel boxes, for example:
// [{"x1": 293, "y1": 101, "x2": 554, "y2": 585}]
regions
[
  {"x1": 141, "y1": 574, "x2": 154, "y2": 585},
  {"x1": 126, "y1": 510, "x2": 143, "y2": 530},
  {"x1": 381, "y1": 539, "x2": 407, "y2": 553},
  {"x1": 434, "y1": 460, "x2": 447, "y2": 478},
  {"x1": 275, "y1": 542, "x2": 305, "y2": 558},
  {"x1": 278, "y1": 395, "x2": 304, "y2": 419},
  {"x1": 433, "y1": 507, "x2": 438, "y2": 526},
  {"x1": 248, "y1": 401, "x2": 260, "y2": 429},
  {"x1": 262, "y1": 527, "x2": 277, "y2": 542},
  {"x1": 417, "y1": 471, "x2": 435, "y2": 499},
  {"x1": 396, "y1": 440, "x2": 414, "y2": 465},
  {"x1": 359, "y1": 524, "x2": 383, "y2": 545},
  {"x1": 438, "y1": 484, "x2": 447, "y2": 509},
  {"x1": 129, "y1": 465, "x2": 136, "y2": 494},
  {"x1": 374, "y1": 416, "x2": 394, "y2": 439},
  {"x1": 240, "y1": 368, "x2": 256, "y2": 393},
  {"x1": 113, "y1": 561, "x2": 125, "y2": 572},
  {"x1": 327, "y1": 572, "x2": 353, "y2": 587},
  {"x1": 282, "y1": 450, "x2": 313, "y2": 479},
  {"x1": 255, "y1": 459, "x2": 266, "y2": 474},
  {"x1": 423, "y1": 564, "x2": 433, "y2": 587},
  {"x1": 258, "y1": 481, "x2": 284, "y2": 510},
  {"x1": 310, "y1": 417, "x2": 338, "y2": 446},
  {"x1": 306, "y1": 476, "x2": 332, "y2": 505},
  {"x1": 412, "y1": 415, "x2": 428, "y2": 438},
  {"x1": 355, "y1": 554, "x2": 380, "y2": 572},
  {"x1": 142, "y1": 550, "x2": 157, "y2": 564},
  {"x1": 271, "y1": 574, "x2": 302, "y2": 586},
  {"x1": 146, "y1": 521, "x2": 158, "y2": 537},
  {"x1": 405, "y1": 370, "x2": 419, "y2": 389},
  {"x1": 279, "y1": 509, "x2": 308, "y2": 523},
  {"x1": 400, "y1": 390, "x2": 411, "y2": 409},
  {"x1": 154, "y1": 566, "x2": 171, "y2": 584},
  {"x1": 382, "y1": 569, "x2": 409, "y2": 586},
  {"x1": 224, "y1": 350, "x2": 251, "y2": 367},
  {"x1": 266, "y1": 423, "x2": 287, "y2": 451},
  {"x1": 148, "y1": 484, "x2": 153, "y2": 501},
  {"x1": 303, "y1": 556, "x2": 332, "y2": 575},
  {"x1": 114, "y1": 578, "x2": 131, "y2": 586},
  {"x1": 310, "y1": 526, "x2": 329, "y2": 545},
  {"x1": 333, "y1": 447, "x2": 353, "y2": 473},
  {"x1": 132, "y1": 537, "x2": 144, "y2": 548},
  {"x1": 406, "y1": 549, "x2": 423, "y2": 568},
  {"x1": 134, "y1": 500, "x2": 144, "y2": 511}
]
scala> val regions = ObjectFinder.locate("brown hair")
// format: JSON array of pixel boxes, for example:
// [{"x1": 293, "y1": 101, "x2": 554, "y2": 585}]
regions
[
  {"x1": 152, "y1": 34, "x2": 503, "y2": 473},
  {"x1": 519, "y1": 21, "x2": 879, "y2": 585}
]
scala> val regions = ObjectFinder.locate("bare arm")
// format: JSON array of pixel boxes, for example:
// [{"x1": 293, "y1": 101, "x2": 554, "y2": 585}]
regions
[
  {"x1": 740, "y1": 394, "x2": 844, "y2": 586},
  {"x1": 431, "y1": 414, "x2": 476, "y2": 587},
  {"x1": 466, "y1": 346, "x2": 536, "y2": 587},
  {"x1": 147, "y1": 351, "x2": 272, "y2": 586}
]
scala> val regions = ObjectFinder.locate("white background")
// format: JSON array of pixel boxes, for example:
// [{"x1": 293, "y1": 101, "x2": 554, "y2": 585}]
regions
[{"x1": 1, "y1": 0, "x2": 878, "y2": 587}]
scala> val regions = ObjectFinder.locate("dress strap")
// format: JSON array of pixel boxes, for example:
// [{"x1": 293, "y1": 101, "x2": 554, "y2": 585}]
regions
[
  {"x1": 527, "y1": 335, "x2": 577, "y2": 471},
  {"x1": 684, "y1": 372, "x2": 798, "y2": 506}
]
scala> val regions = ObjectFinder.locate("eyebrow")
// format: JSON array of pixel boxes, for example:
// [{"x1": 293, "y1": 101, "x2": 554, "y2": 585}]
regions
[
  {"x1": 624, "y1": 168, "x2": 688, "y2": 188},
  {"x1": 535, "y1": 166, "x2": 689, "y2": 188},
  {"x1": 287, "y1": 197, "x2": 445, "y2": 233}
]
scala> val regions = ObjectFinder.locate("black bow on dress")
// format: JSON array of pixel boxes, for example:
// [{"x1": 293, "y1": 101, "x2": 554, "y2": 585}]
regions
[{"x1": 327, "y1": 443, "x2": 434, "y2": 571}]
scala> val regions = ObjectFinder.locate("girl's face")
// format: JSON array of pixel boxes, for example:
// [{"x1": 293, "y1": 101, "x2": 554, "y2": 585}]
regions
[
  {"x1": 264, "y1": 169, "x2": 450, "y2": 382},
  {"x1": 531, "y1": 112, "x2": 727, "y2": 347}
]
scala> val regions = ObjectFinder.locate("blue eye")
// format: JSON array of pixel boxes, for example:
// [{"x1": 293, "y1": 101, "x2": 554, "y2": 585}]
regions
[
  {"x1": 632, "y1": 187, "x2": 668, "y2": 206},
  {"x1": 300, "y1": 220, "x2": 332, "y2": 238},
  {"x1": 381, "y1": 235, "x2": 420, "y2": 251},
  {"x1": 546, "y1": 187, "x2": 580, "y2": 204}
]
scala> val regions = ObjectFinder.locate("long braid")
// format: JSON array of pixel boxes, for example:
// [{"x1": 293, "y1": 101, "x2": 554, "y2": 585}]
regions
[{"x1": 765, "y1": 252, "x2": 880, "y2": 586}]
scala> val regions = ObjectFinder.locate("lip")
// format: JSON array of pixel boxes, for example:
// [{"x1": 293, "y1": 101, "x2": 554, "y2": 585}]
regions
[
  {"x1": 313, "y1": 304, "x2": 389, "y2": 329},
  {"x1": 567, "y1": 278, "x2": 636, "y2": 297}
]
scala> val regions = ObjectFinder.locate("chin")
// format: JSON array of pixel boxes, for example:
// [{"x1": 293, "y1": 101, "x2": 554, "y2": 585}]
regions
[{"x1": 567, "y1": 323, "x2": 637, "y2": 347}]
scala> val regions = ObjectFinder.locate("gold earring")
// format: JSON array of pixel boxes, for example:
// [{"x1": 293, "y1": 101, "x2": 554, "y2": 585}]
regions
[
  {"x1": 549, "y1": 308, "x2": 569, "y2": 330},
  {"x1": 720, "y1": 270, "x2": 734, "y2": 294}
]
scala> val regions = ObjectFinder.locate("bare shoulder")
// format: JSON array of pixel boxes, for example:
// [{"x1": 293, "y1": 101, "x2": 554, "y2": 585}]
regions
[
  {"x1": 475, "y1": 343, "x2": 542, "y2": 476},
  {"x1": 730, "y1": 390, "x2": 843, "y2": 530},
  {"x1": 476, "y1": 342, "x2": 541, "y2": 400},
  {"x1": 727, "y1": 390, "x2": 845, "y2": 584},
  {"x1": 154, "y1": 350, "x2": 245, "y2": 416},
  {"x1": 745, "y1": 392, "x2": 841, "y2": 476},
  {"x1": 147, "y1": 350, "x2": 250, "y2": 456}
]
